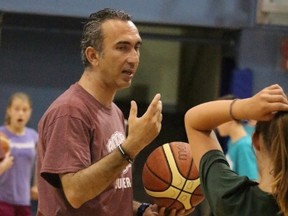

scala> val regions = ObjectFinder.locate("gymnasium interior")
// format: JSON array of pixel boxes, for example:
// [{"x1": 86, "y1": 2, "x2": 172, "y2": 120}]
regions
[{"x1": 0, "y1": 1, "x2": 288, "y2": 215}]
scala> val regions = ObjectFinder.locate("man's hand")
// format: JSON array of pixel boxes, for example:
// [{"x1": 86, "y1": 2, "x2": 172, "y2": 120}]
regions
[
  {"x1": 143, "y1": 204, "x2": 194, "y2": 216},
  {"x1": 125, "y1": 93, "x2": 162, "y2": 158}
]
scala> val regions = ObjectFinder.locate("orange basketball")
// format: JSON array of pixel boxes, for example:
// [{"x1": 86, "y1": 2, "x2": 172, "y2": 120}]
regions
[
  {"x1": 0, "y1": 132, "x2": 10, "y2": 154},
  {"x1": 142, "y1": 141, "x2": 204, "y2": 212}
]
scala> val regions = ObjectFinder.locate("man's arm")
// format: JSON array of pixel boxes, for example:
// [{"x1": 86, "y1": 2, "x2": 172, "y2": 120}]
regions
[{"x1": 60, "y1": 94, "x2": 162, "y2": 208}]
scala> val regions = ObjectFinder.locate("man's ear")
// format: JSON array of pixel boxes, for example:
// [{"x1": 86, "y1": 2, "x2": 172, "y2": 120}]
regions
[
  {"x1": 252, "y1": 133, "x2": 260, "y2": 151},
  {"x1": 85, "y1": 46, "x2": 99, "y2": 65}
]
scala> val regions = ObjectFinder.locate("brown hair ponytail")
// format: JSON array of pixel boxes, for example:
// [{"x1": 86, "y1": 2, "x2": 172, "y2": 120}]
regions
[{"x1": 255, "y1": 111, "x2": 288, "y2": 215}]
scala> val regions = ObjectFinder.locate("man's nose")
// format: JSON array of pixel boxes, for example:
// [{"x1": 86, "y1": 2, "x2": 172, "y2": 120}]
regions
[{"x1": 127, "y1": 50, "x2": 140, "y2": 64}]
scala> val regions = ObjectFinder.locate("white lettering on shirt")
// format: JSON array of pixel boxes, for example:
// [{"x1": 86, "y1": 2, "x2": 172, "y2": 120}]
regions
[
  {"x1": 10, "y1": 141, "x2": 35, "y2": 149},
  {"x1": 114, "y1": 177, "x2": 132, "y2": 189},
  {"x1": 106, "y1": 131, "x2": 132, "y2": 183},
  {"x1": 107, "y1": 131, "x2": 125, "y2": 153}
]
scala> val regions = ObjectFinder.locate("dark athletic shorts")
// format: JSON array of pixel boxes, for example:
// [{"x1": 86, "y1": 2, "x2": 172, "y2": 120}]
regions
[{"x1": 0, "y1": 200, "x2": 32, "y2": 216}]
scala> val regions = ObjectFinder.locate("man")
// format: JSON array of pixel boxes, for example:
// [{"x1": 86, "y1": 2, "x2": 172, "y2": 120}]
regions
[{"x1": 37, "y1": 8, "x2": 188, "y2": 216}]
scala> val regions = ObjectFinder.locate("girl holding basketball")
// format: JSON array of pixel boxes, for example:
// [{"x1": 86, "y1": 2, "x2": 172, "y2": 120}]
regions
[
  {"x1": 184, "y1": 84, "x2": 288, "y2": 216},
  {"x1": 0, "y1": 92, "x2": 38, "y2": 216}
]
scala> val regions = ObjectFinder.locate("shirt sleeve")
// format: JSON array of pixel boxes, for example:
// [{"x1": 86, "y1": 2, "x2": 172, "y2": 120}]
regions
[
  {"x1": 40, "y1": 113, "x2": 92, "y2": 188},
  {"x1": 199, "y1": 150, "x2": 258, "y2": 215}
]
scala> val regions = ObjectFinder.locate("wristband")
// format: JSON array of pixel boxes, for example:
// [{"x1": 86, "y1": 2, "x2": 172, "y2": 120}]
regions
[
  {"x1": 137, "y1": 203, "x2": 150, "y2": 216},
  {"x1": 229, "y1": 99, "x2": 240, "y2": 121},
  {"x1": 118, "y1": 144, "x2": 134, "y2": 164}
]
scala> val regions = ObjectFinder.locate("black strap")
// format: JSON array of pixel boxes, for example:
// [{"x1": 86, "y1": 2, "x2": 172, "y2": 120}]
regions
[{"x1": 137, "y1": 203, "x2": 150, "y2": 216}]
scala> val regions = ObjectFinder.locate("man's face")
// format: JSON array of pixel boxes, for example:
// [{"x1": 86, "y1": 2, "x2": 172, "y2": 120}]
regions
[{"x1": 96, "y1": 19, "x2": 142, "y2": 90}]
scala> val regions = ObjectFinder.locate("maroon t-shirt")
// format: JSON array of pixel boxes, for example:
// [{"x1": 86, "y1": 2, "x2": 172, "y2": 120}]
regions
[{"x1": 37, "y1": 83, "x2": 133, "y2": 216}]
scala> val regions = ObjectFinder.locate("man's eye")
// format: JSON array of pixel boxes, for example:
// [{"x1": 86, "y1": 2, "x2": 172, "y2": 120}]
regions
[
  {"x1": 117, "y1": 46, "x2": 128, "y2": 51},
  {"x1": 136, "y1": 46, "x2": 141, "y2": 52}
]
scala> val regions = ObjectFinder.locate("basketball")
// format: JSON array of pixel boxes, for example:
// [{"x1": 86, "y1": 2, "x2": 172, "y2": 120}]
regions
[
  {"x1": 0, "y1": 132, "x2": 10, "y2": 154},
  {"x1": 142, "y1": 141, "x2": 204, "y2": 212}
]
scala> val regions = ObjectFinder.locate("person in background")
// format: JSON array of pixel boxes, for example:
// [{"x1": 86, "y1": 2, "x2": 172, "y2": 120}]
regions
[
  {"x1": 0, "y1": 92, "x2": 38, "y2": 216},
  {"x1": 37, "y1": 8, "x2": 190, "y2": 216},
  {"x1": 243, "y1": 119, "x2": 256, "y2": 136},
  {"x1": 216, "y1": 94, "x2": 258, "y2": 180},
  {"x1": 184, "y1": 84, "x2": 288, "y2": 216}
]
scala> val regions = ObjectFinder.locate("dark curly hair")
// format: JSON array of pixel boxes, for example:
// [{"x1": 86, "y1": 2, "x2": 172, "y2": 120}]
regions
[{"x1": 80, "y1": 8, "x2": 132, "y2": 67}]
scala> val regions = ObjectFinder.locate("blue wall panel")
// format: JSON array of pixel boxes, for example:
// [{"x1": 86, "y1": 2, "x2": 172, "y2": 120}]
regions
[{"x1": 0, "y1": 0, "x2": 254, "y2": 28}]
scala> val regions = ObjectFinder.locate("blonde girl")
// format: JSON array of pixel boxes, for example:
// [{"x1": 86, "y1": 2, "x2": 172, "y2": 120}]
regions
[{"x1": 0, "y1": 92, "x2": 38, "y2": 216}]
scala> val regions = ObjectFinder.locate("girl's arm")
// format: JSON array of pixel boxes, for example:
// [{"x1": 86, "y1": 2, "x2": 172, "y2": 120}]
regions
[{"x1": 184, "y1": 84, "x2": 288, "y2": 170}]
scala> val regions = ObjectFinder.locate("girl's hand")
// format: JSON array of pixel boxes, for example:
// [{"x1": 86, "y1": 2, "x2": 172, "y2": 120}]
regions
[
  {"x1": 234, "y1": 84, "x2": 288, "y2": 121},
  {"x1": 0, "y1": 152, "x2": 14, "y2": 175},
  {"x1": 31, "y1": 185, "x2": 38, "y2": 200}
]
